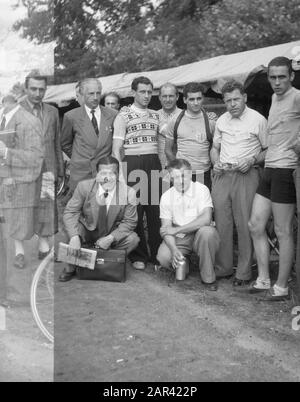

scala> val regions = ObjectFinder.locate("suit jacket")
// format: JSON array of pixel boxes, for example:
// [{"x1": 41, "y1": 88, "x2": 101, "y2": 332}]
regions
[
  {"x1": 0, "y1": 106, "x2": 44, "y2": 208},
  {"x1": 61, "y1": 106, "x2": 117, "y2": 190},
  {"x1": 20, "y1": 99, "x2": 64, "y2": 179},
  {"x1": 63, "y1": 179, "x2": 138, "y2": 243}
]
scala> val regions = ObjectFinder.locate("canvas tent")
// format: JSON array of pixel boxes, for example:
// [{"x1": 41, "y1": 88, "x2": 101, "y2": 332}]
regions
[{"x1": 44, "y1": 40, "x2": 300, "y2": 105}]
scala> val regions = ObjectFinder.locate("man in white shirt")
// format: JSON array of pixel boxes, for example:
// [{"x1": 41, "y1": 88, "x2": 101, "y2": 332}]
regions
[
  {"x1": 157, "y1": 159, "x2": 220, "y2": 291},
  {"x1": 211, "y1": 80, "x2": 268, "y2": 288},
  {"x1": 61, "y1": 78, "x2": 117, "y2": 192},
  {"x1": 59, "y1": 156, "x2": 139, "y2": 282}
]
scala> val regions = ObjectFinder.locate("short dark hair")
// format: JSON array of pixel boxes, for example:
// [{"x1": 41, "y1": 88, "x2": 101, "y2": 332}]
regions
[
  {"x1": 25, "y1": 70, "x2": 47, "y2": 88},
  {"x1": 131, "y1": 76, "x2": 153, "y2": 91},
  {"x1": 268, "y1": 56, "x2": 293, "y2": 75},
  {"x1": 159, "y1": 83, "x2": 179, "y2": 96},
  {"x1": 221, "y1": 80, "x2": 245, "y2": 97},
  {"x1": 96, "y1": 156, "x2": 120, "y2": 174},
  {"x1": 167, "y1": 159, "x2": 192, "y2": 171},
  {"x1": 183, "y1": 82, "x2": 206, "y2": 99},
  {"x1": 103, "y1": 91, "x2": 121, "y2": 104}
]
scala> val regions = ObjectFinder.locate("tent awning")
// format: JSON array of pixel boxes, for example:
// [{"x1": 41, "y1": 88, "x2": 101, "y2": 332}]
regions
[{"x1": 44, "y1": 40, "x2": 300, "y2": 104}]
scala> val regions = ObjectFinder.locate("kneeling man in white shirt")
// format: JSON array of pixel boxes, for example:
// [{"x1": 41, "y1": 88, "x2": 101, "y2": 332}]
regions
[{"x1": 157, "y1": 159, "x2": 220, "y2": 291}]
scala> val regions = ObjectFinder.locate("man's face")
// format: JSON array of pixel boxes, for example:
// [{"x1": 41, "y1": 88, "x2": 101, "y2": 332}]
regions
[
  {"x1": 159, "y1": 86, "x2": 178, "y2": 112},
  {"x1": 268, "y1": 65, "x2": 294, "y2": 96},
  {"x1": 223, "y1": 89, "x2": 247, "y2": 118},
  {"x1": 82, "y1": 81, "x2": 102, "y2": 109},
  {"x1": 104, "y1": 95, "x2": 120, "y2": 110},
  {"x1": 170, "y1": 168, "x2": 192, "y2": 194},
  {"x1": 96, "y1": 164, "x2": 118, "y2": 192},
  {"x1": 133, "y1": 84, "x2": 153, "y2": 109},
  {"x1": 26, "y1": 78, "x2": 47, "y2": 105},
  {"x1": 184, "y1": 92, "x2": 204, "y2": 114}
]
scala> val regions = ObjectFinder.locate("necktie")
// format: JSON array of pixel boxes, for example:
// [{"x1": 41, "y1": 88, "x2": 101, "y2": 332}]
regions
[
  {"x1": 97, "y1": 192, "x2": 108, "y2": 238},
  {"x1": 91, "y1": 109, "x2": 99, "y2": 136},
  {"x1": 33, "y1": 104, "x2": 42, "y2": 122},
  {"x1": 0, "y1": 115, "x2": 6, "y2": 130}
]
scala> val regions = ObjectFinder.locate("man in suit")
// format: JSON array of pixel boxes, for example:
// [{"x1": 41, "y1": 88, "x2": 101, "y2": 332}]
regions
[
  {"x1": 61, "y1": 78, "x2": 118, "y2": 192},
  {"x1": 59, "y1": 156, "x2": 139, "y2": 281},
  {"x1": 20, "y1": 71, "x2": 65, "y2": 259},
  {"x1": 0, "y1": 93, "x2": 44, "y2": 270}
]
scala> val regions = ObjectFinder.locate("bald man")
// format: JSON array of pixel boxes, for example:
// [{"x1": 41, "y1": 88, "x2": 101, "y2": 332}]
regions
[{"x1": 61, "y1": 78, "x2": 118, "y2": 191}]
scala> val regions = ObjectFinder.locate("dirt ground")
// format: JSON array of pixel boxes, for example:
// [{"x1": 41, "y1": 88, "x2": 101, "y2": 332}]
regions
[{"x1": 1, "y1": 230, "x2": 300, "y2": 382}]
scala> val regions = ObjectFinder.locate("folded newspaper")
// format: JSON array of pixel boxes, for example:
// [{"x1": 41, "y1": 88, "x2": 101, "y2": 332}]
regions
[{"x1": 58, "y1": 243, "x2": 97, "y2": 270}]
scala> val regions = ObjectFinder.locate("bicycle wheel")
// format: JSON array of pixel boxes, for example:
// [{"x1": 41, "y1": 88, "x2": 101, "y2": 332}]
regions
[{"x1": 30, "y1": 248, "x2": 54, "y2": 343}]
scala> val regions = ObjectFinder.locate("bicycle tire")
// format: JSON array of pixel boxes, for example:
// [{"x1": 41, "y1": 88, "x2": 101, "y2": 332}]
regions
[{"x1": 30, "y1": 248, "x2": 54, "y2": 343}]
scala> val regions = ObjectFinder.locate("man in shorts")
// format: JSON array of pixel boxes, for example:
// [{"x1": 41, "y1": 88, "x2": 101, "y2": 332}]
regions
[{"x1": 248, "y1": 57, "x2": 300, "y2": 301}]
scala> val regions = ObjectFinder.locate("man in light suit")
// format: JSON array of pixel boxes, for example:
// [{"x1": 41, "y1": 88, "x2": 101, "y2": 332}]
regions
[
  {"x1": 59, "y1": 156, "x2": 139, "y2": 282},
  {"x1": 20, "y1": 71, "x2": 65, "y2": 259},
  {"x1": 0, "y1": 94, "x2": 44, "y2": 270},
  {"x1": 61, "y1": 78, "x2": 118, "y2": 192}
]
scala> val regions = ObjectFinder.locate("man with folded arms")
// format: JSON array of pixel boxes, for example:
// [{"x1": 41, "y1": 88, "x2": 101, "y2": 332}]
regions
[
  {"x1": 249, "y1": 57, "x2": 300, "y2": 301},
  {"x1": 59, "y1": 156, "x2": 139, "y2": 282}
]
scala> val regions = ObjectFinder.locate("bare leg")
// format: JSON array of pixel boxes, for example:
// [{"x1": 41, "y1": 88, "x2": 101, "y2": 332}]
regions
[
  {"x1": 272, "y1": 202, "x2": 295, "y2": 288},
  {"x1": 248, "y1": 194, "x2": 272, "y2": 280}
]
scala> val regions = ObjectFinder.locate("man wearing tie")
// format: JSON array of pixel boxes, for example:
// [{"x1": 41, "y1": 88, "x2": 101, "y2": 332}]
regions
[
  {"x1": 58, "y1": 156, "x2": 139, "y2": 281},
  {"x1": 61, "y1": 78, "x2": 118, "y2": 192},
  {"x1": 20, "y1": 71, "x2": 65, "y2": 260},
  {"x1": 0, "y1": 93, "x2": 44, "y2": 270}
]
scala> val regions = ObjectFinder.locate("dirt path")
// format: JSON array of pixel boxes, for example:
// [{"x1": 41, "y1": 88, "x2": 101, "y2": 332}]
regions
[{"x1": 54, "y1": 263, "x2": 300, "y2": 382}]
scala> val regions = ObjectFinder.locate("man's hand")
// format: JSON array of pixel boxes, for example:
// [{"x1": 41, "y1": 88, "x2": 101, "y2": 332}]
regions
[
  {"x1": 212, "y1": 161, "x2": 224, "y2": 176},
  {"x1": 69, "y1": 235, "x2": 81, "y2": 257},
  {"x1": 238, "y1": 157, "x2": 254, "y2": 174},
  {"x1": 95, "y1": 235, "x2": 114, "y2": 250},
  {"x1": 160, "y1": 226, "x2": 178, "y2": 237},
  {"x1": 288, "y1": 139, "x2": 300, "y2": 155},
  {"x1": 0, "y1": 141, "x2": 7, "y2": 159},
  {"x1": 171, "y1": 248, "x2": 184, "y2": 269}
]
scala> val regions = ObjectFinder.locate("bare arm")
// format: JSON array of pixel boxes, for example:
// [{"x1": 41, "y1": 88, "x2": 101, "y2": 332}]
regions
[
  {"x1": 165, "y1": 137, "x2": 176, "y2": 164},
  {"x1": 160, "y1": 218, "x2": 184, "y2": 265}
]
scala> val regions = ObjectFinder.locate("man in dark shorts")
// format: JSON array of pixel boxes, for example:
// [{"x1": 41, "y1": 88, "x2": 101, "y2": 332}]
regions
[{"x1": 248, "y1": 57, "x2": 300, "y2": 301}]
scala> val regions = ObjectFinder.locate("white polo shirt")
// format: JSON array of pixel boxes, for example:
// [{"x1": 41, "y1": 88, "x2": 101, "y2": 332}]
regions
[
  {"x1": 160, "y1": 181, "x2": 213, "y2": 226},
  {"x1": 213, "y1": 106, "x2": 267, "y2": 164}
]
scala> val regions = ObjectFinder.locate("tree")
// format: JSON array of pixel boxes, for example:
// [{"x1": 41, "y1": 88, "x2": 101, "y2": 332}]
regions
[{"x1": 12, "y1": 0, "x2": 300, "y2": 84}]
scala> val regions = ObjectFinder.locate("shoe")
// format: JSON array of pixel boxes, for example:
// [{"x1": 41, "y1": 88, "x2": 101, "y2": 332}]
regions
[
  {"x1": 202, "y1": 281, "x2": 218, "y2": 292},
  {"x1": 38, "y1": 250, "x2": 51, "y2": 260},
  {"x1": 248, "y1": 279, "x2": 271, "y2": 294},
  {"x1": 132, "y1": 261, "x2": 146, "y2": 270},
  {"x1": 259, "y1": 287, "x2": 290, "y2": 302},
  {"x1": 233, "y1": 278, "x2": 251, "y2": 288},
  {"x1": 58, "y1": 268, "x2": 76, "y2": 282},
  {"x1": 14, "y1": 254, "x2": 25, "y2": 269}
]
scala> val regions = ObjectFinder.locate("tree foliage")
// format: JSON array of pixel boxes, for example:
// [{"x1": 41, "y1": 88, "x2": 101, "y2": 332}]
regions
[{"x1": 12, "y1": 0, "x2": 300, "y2": 84}]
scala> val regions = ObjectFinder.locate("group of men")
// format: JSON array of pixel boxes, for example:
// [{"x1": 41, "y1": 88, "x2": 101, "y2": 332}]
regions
[{"x1": 0, "y1": 55, "x2": 299, "y2": 305}]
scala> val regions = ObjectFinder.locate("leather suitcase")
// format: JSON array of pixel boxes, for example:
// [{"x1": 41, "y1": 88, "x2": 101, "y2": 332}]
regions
[{"x1": 76, "y1": 249, "x2": 126, "y2": 283}]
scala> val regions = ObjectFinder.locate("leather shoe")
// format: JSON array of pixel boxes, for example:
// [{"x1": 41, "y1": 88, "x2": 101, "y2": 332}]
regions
[
  {"x1": 202, "y1": 281, "x2": 218, "y2": 291},
  {"x1": 233, "y1": 278, "x2": 251, "y2": 288},
  {"x1": 14, "y1": 254, "x2": 25, "y2": 269},
  {"x1": 38, "y1": 250, "x2": 50, "y2": 260},
  {"x1": 58, "y1": 268, "x2": 76, "y2": 282}
]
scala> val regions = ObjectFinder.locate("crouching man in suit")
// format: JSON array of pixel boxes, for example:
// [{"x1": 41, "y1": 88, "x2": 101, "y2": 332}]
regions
[{"x1": 59, "y1": 156, "x2": 140, "y2": 281}]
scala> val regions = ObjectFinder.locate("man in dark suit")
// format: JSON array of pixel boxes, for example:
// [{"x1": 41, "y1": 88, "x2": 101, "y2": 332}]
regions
[
  {"x1": 59, "y1": 156, "x2": 139, "y2": 281},
  {"x1": 20, "y1": 71, "x2": 65, "y2": 259},
  {"x1": 0, "y1": 93, "x2": 44, "y2": 270},
  {"x1": 61, "y1": 78, "x2": 118, "y2": 192}
]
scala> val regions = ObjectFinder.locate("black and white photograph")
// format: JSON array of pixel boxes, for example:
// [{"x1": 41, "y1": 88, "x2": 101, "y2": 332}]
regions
[{"x1": 0, "y1": 0, "x2": 300, "y2": 385}]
